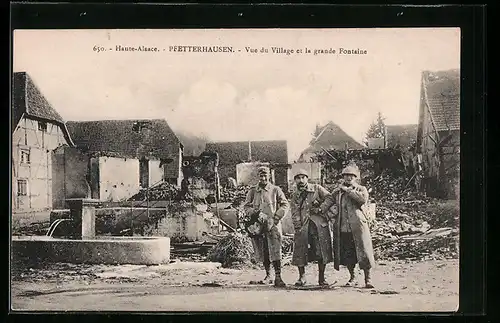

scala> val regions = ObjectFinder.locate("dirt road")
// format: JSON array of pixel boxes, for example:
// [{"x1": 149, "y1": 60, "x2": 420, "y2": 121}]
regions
[{"x1": 11, "y1": 259, "x2": 458, "y2": 312}]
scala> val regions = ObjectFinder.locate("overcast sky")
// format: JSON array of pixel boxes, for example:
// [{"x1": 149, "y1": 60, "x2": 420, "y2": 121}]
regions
[{"x1": 13, "y1": 28, "x2": 460, "y2": 161}]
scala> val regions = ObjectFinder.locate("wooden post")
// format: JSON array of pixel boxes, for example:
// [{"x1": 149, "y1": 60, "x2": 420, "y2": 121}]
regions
[
  {"x1": 214, "y1": 153, "x2": 221, "y2": 233},
  {"x1": 248, "y1": 141, "x2": 252, "y2": 162}
]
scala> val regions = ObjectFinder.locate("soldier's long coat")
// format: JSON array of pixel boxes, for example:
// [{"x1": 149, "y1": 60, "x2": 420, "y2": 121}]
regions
[
  {"x1": 330, "y1": 184, "x2": 376, "y2": 270},
  {"x1": 243, "y1": 183, "x2": 289, "y2": 263},
  {"x1": 290, "y1": 183, "x2": 336, "y2": 266}
]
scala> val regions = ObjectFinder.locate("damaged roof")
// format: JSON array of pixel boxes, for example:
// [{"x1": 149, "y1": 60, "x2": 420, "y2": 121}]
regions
[
  {"x1": 175, "y1": 131, "x2": 208, "y2": 157},
  {"x1": 301, "y1": 121, "x2": 364, "y2": 154},
  {"x1": 386, "y1": 124, "x2": 418, "y2": 149},
  {"x1": 205, "y1": 140, "x2": 288, "y2": 165},
  {"x1": 422, "y1": 69, "x2": 460, "y2": 132},
  {"x1": 11, "y1": 72, "x2": 74, "y2": 145},
  {"x1": 66, "y1": 119, "x2": 182, "y2": 159}
]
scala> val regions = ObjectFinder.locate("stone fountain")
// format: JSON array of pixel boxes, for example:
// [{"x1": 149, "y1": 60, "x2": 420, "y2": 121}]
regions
[{"x1": 11, "y1": 198, "x2": 171, "y2": 265}]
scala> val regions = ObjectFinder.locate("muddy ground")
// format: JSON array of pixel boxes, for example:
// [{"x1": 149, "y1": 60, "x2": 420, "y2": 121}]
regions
[{"x1": 11, "y1": 258, "x2": 458, "y2": 312}]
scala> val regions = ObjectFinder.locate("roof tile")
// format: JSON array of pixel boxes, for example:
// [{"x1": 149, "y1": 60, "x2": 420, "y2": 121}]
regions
[
  {"x1": 12, "y1": 72, "x2": 65, "y2": 128},
  {"x1": 205, "y1": 140, "x2": 288, "y2": 165},
  {"x1": 302, "y1": 121, "x2": 364, "y2": 154},
  {"x1": 424, "y1": 69, "x2": 460, "y2": 132},
  {"x1": 66, "y1": 119, "x2": 181, "y2": 159}
]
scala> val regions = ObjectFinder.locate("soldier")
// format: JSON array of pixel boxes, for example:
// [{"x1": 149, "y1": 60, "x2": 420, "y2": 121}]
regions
[
  {"x1": 290, "y1": 169, "x2": 336, "y2": 287},
  {"x1": 243, "y1": 166, "x2": 290, "y2": 287},
  {"x1": 329, "y1": 164, "x2": 376, "y2": 289}
]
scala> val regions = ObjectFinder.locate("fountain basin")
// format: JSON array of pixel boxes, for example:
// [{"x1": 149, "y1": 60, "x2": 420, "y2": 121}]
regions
[{"x1": 11, "y1": 236, "x2": 170, "y2": 265}]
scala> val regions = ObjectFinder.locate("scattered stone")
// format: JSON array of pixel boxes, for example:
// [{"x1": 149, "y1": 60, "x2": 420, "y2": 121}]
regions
[
  {"x1": 372, "y1": 290, "x2": 400, "y2": 295},
  {"x1": 220, "y1": 268, "x2": 239, "y2": 275},
  {"x1": 202, "y1": 282, "x2": 223, "y2": 287}
]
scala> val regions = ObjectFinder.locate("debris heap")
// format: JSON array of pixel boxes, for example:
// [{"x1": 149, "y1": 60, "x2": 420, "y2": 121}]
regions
[
  {"x1": 371, "y1": 199, "x2": 459, "y2": 261},
  {"x1": 129, "y1": 182, "x2": 180, "y2": 201},
  {"x1": 362, "y1": 168, "x2": 421, "y2": 203},
  {"x1": 206, "y1": 232, "x2": 254, "y2": 268},
  {"x1": 218, "y1": 185, "x2": 252, "y2": 203}
]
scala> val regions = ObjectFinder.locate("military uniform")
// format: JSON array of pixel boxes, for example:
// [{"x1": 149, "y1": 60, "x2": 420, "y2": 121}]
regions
[
  {"x1": 290, "y1": 169, "x2": 335, "y2": 286},
  {"x1": 243, "y1": 166, "x2": 289, "y2": 287},
  {"x1": 330, "y1": 165, "x2": 376, "y2": 289}
]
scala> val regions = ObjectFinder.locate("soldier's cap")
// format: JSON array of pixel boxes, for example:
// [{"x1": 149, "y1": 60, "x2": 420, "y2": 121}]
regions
[
  {"x1": 257, "y1": 166, "x2": 270, "y2": 175},
  {"x1": 294, "y1": 168, "x2": 309, "y2": 179},
  {"x1": 341, "y1": 165, "x2": 360, "y2": 177}
]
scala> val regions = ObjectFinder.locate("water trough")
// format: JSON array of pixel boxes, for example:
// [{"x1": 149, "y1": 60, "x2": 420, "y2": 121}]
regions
[{"x1": 12, "y1": 199, "x2": 171, "y2": 265}]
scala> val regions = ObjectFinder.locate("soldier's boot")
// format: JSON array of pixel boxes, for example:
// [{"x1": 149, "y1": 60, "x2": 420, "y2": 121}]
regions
[
  {"x1": 273, "y1": 261, "x2": 286, "y2": 288},
  {"x1": 345, "y1": 265, "x2": 357, "y2": 287},
  {"x1": 250, "y1": 260, "x2": 273, "y2": 285},
  {"x1": 261, "y1": 260, "x2": 274, "y2": 284},
  {"x1": 364, "y1": 268, "x2": 374, "y2": 289},
  {"x1": 318, "y1": 261, "x2": 328, "y2": 286},
  {"x1": 294, "y1": 266, "x2": 307, "y2": 287}
]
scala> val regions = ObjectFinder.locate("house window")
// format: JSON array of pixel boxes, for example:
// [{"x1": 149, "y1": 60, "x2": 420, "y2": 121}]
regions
[
  {"x1": 20, "y1": 149, "x2": 30, "y2": 165},
  {"x1": 17, "y1": 179, "x2": 28, "y2": 196},
  {"x1": 38, "y1": 121, "x2": 47, "y2": 132}
]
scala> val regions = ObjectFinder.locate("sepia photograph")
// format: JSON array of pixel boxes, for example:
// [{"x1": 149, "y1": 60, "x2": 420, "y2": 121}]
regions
[{"x1": 10, "y1": 28, "x2": 460, "y2": 312}]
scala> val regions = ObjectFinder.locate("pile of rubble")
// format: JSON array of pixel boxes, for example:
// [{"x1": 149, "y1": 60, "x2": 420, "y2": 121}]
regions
[
  {"x1": 129, "y1": 182, "x2": 180, "y2": 201},
  {"x1": 362, "y1": 168, "x2": 421, "y2": 203},
  {"x1": 371, "y1": 202, "x2": 459, "y2": 261},
  {"x1": 362, "y1": 169, "x2": 459, "y2": 261},
  {"x1": 373, "y1": 231, "x2": 459, "y2": 261},
  {"x1": 204, "y1": 230, "x2": 295, "y2": 269},
  {"x1": 218, "y1": 185, "x2": 251, "y2": 203},
  {"x1": 206, "y1": 232, "x2": 254, "y2": 268}
]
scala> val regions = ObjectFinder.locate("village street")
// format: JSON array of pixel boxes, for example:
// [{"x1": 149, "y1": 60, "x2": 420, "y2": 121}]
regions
[
  {"x1": 11, "y1": 258, "x2": 458, "y2": 312},
  {"x1": 11, "y1": 29, "x2": 463, "y2": 314}
]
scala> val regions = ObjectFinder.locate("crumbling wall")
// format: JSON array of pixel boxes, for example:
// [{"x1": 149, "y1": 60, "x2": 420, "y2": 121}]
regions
[
  {"x1": 154, "y1": 204, "x2": 219, "y2": 242},
  {"x1": 64, "y1": 147, "x2": 90, "y2": 198},
  {"x1": 274, "y1": 168, "x2": 289, "y2": 190},
  {"x1": 49, "y1": 207, "x2": 168, "y2": 235},
  {"x1": 149, "y1": 159, "x2": 164, "y2": 187},
  {"x1": 164, "y1": 146, "x2": 182, "y2": 186},
  {"x1": 51, "y1": 147, "x2": 66, "y2": 209},
  {"x1": 217, "y1": 165, "x2": 237, "y2": 184},
  {"x1": 52, "y1": 146, "x2": 91, "y2": 209},
  {"x1": 98, "y1": 156, "x2": 140, "y2": 201}
]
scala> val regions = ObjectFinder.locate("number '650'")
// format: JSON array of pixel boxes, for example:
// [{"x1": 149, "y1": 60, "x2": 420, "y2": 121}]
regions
[{"x1": 93, "y1": 46, "x2": 105, "y2": 52}]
